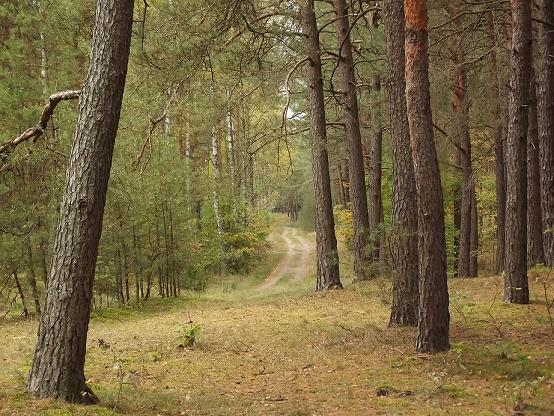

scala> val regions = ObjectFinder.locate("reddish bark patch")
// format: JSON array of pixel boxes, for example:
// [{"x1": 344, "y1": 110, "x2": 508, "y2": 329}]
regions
[{"x1": 404, "y1": 0, "x2": 428, "y2": 32}]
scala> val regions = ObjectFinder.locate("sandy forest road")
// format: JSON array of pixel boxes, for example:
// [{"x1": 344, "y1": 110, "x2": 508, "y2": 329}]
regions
[{"x1": 258, "y1": 226, "x2": 315, "y2": 290}]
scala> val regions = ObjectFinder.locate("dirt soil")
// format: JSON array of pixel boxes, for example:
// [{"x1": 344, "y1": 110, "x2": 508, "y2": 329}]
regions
[{"x1": 258, "y1": 227, "x2": 315, "y2": 290}]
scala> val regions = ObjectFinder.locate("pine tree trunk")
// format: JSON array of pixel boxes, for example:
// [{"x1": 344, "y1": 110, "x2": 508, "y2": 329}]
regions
[
  {"x1": 25, "y1": 238, "x2": 42, "y2": 315},
  {"x1": 301, "y1": 0, "x2": 342, "y2": 291},
  {"x1": 469, "y1": 186, "x2": 478, "y2": 277},
  {"x1": 332, "y1": 0, "x2": 371, "y2": 281},
  {"x1": 155, "y1": 209, "x2": 165, "y2": 297},
  {"x1": 527, "y1": 66, "x2": 545, "y2": 267},
  {"x1": 114, "y1": 235, "x2": 124, "y2": 305},
  {"x1": 338, "y1": 164, "x2": 348, "y2": 209},
  {"x1": 32, "y1": 0, "x2": 48, "y2": 95},
  {"x1": 368, "y1": 75, "x2": 383, "y2": 264},
  {"x1": 485, "y1": 11, "x2": 507, "y2": 275},
  {"x1": 27, "y1": 0, "x2": 134, "y2": 403},
  {"x1": 226, "y1": 107, "x2": 237, "y2": 190},
  {"x1": 121, "y1": 239, "x2": 130, "y2": 304},
  {"x1": 504, "y1": 0, "x2": 531, "y2": 304},
  {"x1": 537, "y1": 0, "x2": 554, "y2": 267},
  {"x1": 14, "y1": 270, "x2": 29, "y2": 319},
  {"x1": 185, "y1": 121, "x2": 192, "y2": 196},
  {"x1": 132, "y1": 227, "x2": 141, "y2": 301},
  {"x1": 383, "y1": 0, "x2": 419, "y2": 326},
  {"x1": 404, "y1": 0, "x2": 450, "y2": 353},
  {"x1": 449, "y1": 0, "x2": 477, "y2": 278}
]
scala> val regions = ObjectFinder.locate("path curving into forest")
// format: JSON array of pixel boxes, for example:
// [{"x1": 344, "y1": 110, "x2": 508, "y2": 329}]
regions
[{"x1": 258, "y1": 226, "x2": 315, "y2": 290}]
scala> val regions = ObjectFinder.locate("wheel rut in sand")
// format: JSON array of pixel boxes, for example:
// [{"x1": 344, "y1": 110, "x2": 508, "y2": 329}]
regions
[{"x1": 258, "y1": 227, "x2": 314, "y2": 290}]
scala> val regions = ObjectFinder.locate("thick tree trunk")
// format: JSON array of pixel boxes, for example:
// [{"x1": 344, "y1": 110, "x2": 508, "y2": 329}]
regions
[
  {"x1": 27, "y1": 0, "x2": 134, "y2": 403},
  {"x1": 527, "y1": 67, "x2": 545, "y2": 267},
  {"x1": 332, "y1": 0, "x2": 371, "y2": 280},
  {"x1": 367, "y1": 75, "x2": 383, "y2": 264},
  {"x1": 504, "y1": 0, "x2": 531, "y2": 304},
  {"x1": 301, "y1": 0, "x2": 342, "y2": 291},
  {"x1": 383, "y1": 0, "x2": 419, "y2": 326},
  {"x1": 537, "y1": 0, "x2": 554, "y2": 267},
  {"x1": 485, "y1": 11, "x2": 507, "y2": 275},
  {"x1": 404, "y1": 0, "x2": 450, "y2": 353}
]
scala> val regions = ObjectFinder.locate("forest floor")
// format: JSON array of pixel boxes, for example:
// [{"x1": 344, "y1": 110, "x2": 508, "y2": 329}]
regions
[{"x1": 1, "y1": 222, "x2": 554, "y2": 416}]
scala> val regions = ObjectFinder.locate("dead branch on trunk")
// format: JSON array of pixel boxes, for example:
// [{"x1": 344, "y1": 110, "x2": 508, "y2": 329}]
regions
[{"x1": 0, "y1": 90, "x2": 81, "y2": 157}]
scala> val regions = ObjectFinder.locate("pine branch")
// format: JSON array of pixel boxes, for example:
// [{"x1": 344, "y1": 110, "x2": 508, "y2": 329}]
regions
[{"x1": 0, "y1": 90, "x2": 81, "y2": 157}]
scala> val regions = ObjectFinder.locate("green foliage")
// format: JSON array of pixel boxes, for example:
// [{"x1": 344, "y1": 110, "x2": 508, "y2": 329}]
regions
[
  {"x1": 334, "y1": 207, "x2": 354, "y2": 250},
  {"x1": 179, "y1": 323, "x2": 202, "y2": 348},
  {"x1": 297, "y1": 187, "x2": 315, "y2": 232}
]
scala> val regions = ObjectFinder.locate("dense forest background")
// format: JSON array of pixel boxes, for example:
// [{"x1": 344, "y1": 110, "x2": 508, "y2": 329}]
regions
[
  {"x1": 0, "y1": 0, "x2": 553, "y2": 414},
  {"x1": 1, "y1": 0, "x2": 533, "y2": 314}
]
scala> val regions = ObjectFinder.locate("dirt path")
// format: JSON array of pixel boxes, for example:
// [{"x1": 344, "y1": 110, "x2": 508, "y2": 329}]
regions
[{"x1": 258, "y1": 226, "x2": 315, "y2": 290}]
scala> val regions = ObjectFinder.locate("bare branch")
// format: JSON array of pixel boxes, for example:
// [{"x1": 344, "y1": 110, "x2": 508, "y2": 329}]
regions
[{"x1": 0, "y1": 90, "x2": 81, "y2": 157}]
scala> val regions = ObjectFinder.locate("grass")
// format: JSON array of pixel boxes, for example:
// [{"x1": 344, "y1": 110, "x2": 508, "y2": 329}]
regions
[{"x1": 0, "y1": 227, "x2": 553, "y2": 415}]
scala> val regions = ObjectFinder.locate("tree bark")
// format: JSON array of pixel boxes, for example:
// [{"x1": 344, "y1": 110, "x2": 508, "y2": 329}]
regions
[
  {"x1": 27, "y1": 0, "x2": 134, "y2": 403},
  {"x1": 404, "y1": 0, "x2": 450, "y2": 353},
  {"x1": 537, "y1": 0, "x2": 554, "y2": 267},
  {"x1": 332, "y1": 0, "x2": 371, "y2": 280},
  {"x1": 504, "y1": 0, "x2": 531, "y2": 304},
  {"x1": 338, "y1": 164, "x2": 348, "y2": 209},
  {"x1": 469, "y1": 188, "x2": 478, "y2": 277},
  {"x1": 485, "y1": 11, "x2": 506, "y2": 275},
  {"x1": 527, "y1": 65, "x2": 545, "y2": 267},
  {"x1": 383, "y1": 0, "x2": 419, "y2": 327},
  {"x1": 300, "y1": 0, "x2": 342, "y2": 291},
  {"x1": 367, "y1": 75, "x2": 383, "y2": 264}
]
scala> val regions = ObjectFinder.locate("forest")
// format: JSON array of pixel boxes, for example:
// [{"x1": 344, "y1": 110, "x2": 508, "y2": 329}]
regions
[{"x1": 0, "y1": 0, "x2": 553, "y2": 415}]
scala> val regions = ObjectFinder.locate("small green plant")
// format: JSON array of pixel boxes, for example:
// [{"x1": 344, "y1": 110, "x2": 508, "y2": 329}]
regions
[{"x1": 179, "y1": 323, "x2": 202, "y2": 348}]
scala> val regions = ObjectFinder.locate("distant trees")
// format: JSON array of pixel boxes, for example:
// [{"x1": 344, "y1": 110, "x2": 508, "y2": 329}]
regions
[
  {"x1": 527, "y1": 63, "x2": 545, "y2": 267},
  {"x1": 485, "y1": 10, "x2": 506, "y2": 276},
  {"x1": 27, "y1": 0, "x2": 134, "y2": 402},
  {"x1": 449, "y1": 0, "x2": 477, "y2": 278}
]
